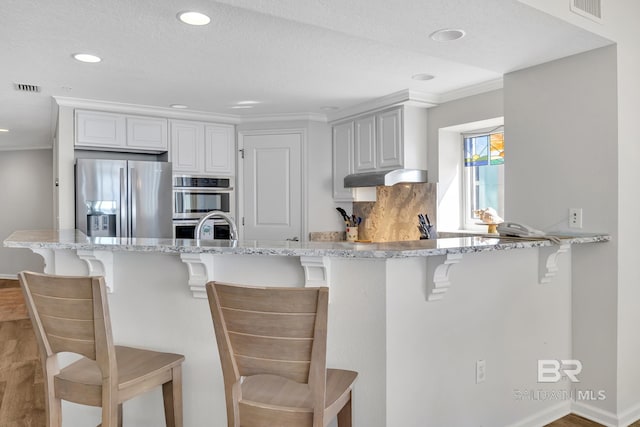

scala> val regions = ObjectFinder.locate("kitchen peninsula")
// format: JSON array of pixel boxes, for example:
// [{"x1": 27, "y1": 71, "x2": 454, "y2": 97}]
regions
[{"x1": 4, "y1": 230, "x2": 609, "y2": 426}]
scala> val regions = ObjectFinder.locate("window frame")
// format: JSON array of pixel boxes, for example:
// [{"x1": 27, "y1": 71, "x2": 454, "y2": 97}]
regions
[{"x1": 461, "y1": 126, "x2": 505, "y2": 231}]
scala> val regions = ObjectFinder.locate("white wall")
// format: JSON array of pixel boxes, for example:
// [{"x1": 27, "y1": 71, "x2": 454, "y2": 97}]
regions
[
  {"x1": 427, "y1": 89, "x2": 504, "y2": 181},
  {"x1": 504, "y1": 45, "x2": 619, "y2": 419},
  {"x1": 385, "y1": 251, "x2": 572, "y2": 427},
  {"x1": 615, "y1": 34, "x2": 640, "y2": 422},
  {"x1": 516, "y1": 0, "x2": 640, "y2": 422},
  {"x1": 427, "y1": 90, "x2": 504, "y2": 230},
  {"x1": 54, "y1": 104, "x2": 75, "y2": 229},
  {"x1": 0, "y1": 149, "x2": 54, "y2": 276}
]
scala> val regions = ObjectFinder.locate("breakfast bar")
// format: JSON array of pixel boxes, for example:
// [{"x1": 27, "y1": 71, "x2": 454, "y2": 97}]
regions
[{"x1": 4, "y1": 230, "x2": 609, "y2": 426}]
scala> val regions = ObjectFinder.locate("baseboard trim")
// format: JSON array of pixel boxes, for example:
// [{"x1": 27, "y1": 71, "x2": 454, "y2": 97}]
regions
[
  {"x1": 0, "y1": 273, "x2": 18, "y2": 280},
  {"x1": 506, "y1": 402, "x2": 571, "y2": 427},
  {"x1": 616, "y1": 401, "x2": 640, "y2": 426},
  {"x1": 572, "y1": 401, "x2": 619, "y2": 427}
]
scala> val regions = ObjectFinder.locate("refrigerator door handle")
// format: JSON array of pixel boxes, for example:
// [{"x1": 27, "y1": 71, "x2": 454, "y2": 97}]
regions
[
  {"x1": 120, "y1": 167, "x2": 128, "y2": 238},
  {"x1": 130, "y1": 167, "x2": 137, "y2": 237}
]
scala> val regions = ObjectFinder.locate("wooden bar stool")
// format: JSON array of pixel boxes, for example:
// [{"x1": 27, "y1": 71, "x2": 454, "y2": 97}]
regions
[
  {"x1": 206, "y1": 281, "x2": 358, "y2": 427},
  {"x1": 19, "y1": 271, "x2": 185, "y2": 427}
]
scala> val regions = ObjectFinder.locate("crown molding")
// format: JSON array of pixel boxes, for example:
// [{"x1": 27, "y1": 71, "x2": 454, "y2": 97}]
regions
[
  {"x1": 435, "y1": 78, "x2": 504, "y2": 104},
  {"x1": 53, "y1": 96, "x2": 242, "y2": 124},
  {"x1": 326, "y1": 89, "x2": 439, "y2": 123},
  {"x1": 53, "y1": 79, "x2": 503, "y2": 130},
  {"x1": 238, "y1": 112, "x2": 327, "y2": 124},
  {"x1": 0, "y1": 145, "x2": 52, "y2": 151}
]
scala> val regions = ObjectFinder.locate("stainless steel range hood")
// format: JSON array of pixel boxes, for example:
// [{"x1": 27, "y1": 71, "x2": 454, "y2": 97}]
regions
[{"x1": 343, "y1": 169, "x2": 428, "y2": 188}]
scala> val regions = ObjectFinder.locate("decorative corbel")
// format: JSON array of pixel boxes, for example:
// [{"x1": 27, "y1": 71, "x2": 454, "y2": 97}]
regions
[
  {"x1": 539, "y1": 243, "x2": 570, "y2": 284},
  {"x1": 31, "y1": 248, "x2": 56, "y2": 274},
  {"x1": 179, "y1": 253, "x2": 215, "y2": 299},
  {"x1": 76, "y1": 250, "x2": 115, "y2": 293},
  {"x1": 426, "y1": 253, "x2": 463, "y2": 301},
  {"x1": 299, "y1": 256, "x2": 330, "y2": 288}
]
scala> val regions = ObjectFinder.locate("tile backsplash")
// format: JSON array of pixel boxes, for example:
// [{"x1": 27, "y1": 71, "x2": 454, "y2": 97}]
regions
[{"x1": 353, "y1": 183, "x2": 437, "y2": 242}]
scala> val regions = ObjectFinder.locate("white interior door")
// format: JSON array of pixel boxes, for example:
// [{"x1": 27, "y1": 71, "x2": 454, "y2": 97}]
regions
[{"x1": 240, "y1": 131, "x2": 302, "y2": 241}]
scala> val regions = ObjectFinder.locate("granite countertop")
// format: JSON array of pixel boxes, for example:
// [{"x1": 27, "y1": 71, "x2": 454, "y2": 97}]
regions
[{"x1": 4, "y1": 229, "x2": 611, "y2": 259}]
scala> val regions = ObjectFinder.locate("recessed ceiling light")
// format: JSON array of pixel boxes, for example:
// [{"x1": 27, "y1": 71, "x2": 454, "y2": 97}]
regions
[
  {"x1": 237, "y1": 100, "x2": 260, "y2": 105},
  {"x1": 411, "y1": 73, "x2": 435, "y2": 81},
  {"x1": 170, "y1": 104, "x2": 188, "y2": 109},
  {"x1": 231, "y1": 105, "x2": 253, "y2": 109},
  {"x1": 0, "y1": 128, "x2": 9, "y2": 132},
  {"x1": 177, "y1": 11, "x2": 211, "y2": 26},
  {"x1": 430, "y1": 28, "x2": 466, "y2": 42},
  {"x1": 72, "y1": 53, "x2": 102, "y2": 63}
]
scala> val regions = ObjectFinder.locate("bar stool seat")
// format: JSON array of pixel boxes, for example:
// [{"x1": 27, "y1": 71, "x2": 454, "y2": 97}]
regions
[
  {"x1": 55, "y1": 345, "x2": 184, "y2": 407},
  {"x1": 206, "y1": 281, "x2": 357, "y2": 427},
  {"x1": 19, "y1": 271, "x2": 184, "y2": 427},
  {"x1": 241, "y1": 369, "x2": 358, "y2": 419}
]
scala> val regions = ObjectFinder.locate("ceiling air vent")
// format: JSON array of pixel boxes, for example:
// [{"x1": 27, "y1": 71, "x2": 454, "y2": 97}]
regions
[
  {"x1": 14, "y1": 83, "x2": 41, "y2": 93},
  {"x1": 570, "y1": 0, "x2": 602, "y2": 23}
]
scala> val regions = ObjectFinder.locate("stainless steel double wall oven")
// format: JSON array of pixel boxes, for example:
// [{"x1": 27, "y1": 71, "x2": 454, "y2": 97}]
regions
[{"x1": 172, "y1": 176, "x2": 235, "y2": 239}]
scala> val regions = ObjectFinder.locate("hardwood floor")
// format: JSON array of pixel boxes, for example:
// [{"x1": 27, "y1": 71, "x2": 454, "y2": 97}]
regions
[
  {"x1": 546, "y1": 414, "x2": 640, "y2": 427},
  {"x1": 0, "y1": 278, "x2": 45, "y2": 426},
  {"x1": 0, "y1": 279, "x2": 28, "y2": 322},
  {"x1": 545, "y1": 414, "x2": 605, "y2": 426}
]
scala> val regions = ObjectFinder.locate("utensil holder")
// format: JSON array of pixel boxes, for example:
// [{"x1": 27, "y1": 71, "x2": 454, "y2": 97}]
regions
[{"x1": 346, "y1": 226, "x2": 358, "y2": 242}]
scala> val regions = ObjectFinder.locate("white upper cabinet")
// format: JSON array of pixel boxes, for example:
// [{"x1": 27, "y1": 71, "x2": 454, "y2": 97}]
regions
[
  {"x1": 352, "y1": 106, "x2": 409, "y2": 173},
  {"x1": 170, "y1": 120, "x2": 235, "y2": 176},
  {"x1": 332, "y1": 121, "x2": 354, "y2": 201},
  {"x1": 204, "y1": 124, "x2": 235, "y2": 175},
  {"x1": 353, "y1": 115, "x2": 376, "y2": 173},
  {"x1": 376, "y1": 107, "x2": 403, "y2": 170},
  {"x1": 170, "y1": 120, "x2": 204, "y2": 173},
  {"x1": 126, "y1": 117, "x2": 168, "y2": 151},
  {"x1": 76, "y1": 110, "x2": 167, "y2": 153},
  {"x1": 331, "y1": 105, "x2": 427, "y2": 198},
  {"x1": 76, "y1": 111, "x2": 126, "y2": 149}
]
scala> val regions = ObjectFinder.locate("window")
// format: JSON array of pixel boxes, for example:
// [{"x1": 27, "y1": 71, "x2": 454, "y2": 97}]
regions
[{"x1": 462, "y1": 128, "x2": 504, "y2": 229}]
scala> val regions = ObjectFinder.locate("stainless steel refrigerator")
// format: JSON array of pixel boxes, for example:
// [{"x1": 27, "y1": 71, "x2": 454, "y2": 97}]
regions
[{"x1": 75, "y1": 159, "x2": 173, "y2": 238}]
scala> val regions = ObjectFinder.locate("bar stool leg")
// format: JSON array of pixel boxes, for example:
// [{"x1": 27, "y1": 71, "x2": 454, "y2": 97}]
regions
[
  {"x1": 337, "y1": 392, "x2": 353, "y2": 427},
  {"x1": 162, "y1": 365, "x2": 183, "y2": 427}
]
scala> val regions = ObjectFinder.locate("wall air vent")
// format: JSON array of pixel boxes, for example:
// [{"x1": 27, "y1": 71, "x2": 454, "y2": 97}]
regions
[
  {"x1": 570, "y1": 0, "x2": 602, "y2": 23},
  {"x1": 14, "y1": 83, "x2": 41, "y2": 93}
]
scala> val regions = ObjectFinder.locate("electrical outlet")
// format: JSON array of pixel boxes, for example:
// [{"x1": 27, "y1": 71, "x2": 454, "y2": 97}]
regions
[
  {"x1": 476, "y1": 360, "x2": 486, "y2": 384},
  {"x1": 569, "y1": 208, "x2": 583, "y2": 229}
]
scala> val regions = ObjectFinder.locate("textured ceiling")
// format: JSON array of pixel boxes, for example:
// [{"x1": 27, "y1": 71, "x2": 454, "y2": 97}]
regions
[{"x1": 0, "y1": 0, "x2": 612, "y2": 149}]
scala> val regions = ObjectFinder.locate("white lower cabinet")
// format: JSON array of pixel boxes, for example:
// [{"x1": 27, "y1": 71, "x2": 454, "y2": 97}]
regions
[{"x1": 170, "y1": 120, "x2": 235, "y2": 176}]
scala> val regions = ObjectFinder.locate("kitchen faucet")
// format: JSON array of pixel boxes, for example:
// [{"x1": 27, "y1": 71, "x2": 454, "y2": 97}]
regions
[{"x1": 195, "y1": 211, "x2": 239, "y2": 241}]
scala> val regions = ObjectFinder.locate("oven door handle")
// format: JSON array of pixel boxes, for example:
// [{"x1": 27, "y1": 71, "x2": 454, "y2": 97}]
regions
[{"x1": 173, "y1": 187, "x2": 233, "y2": 192}]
